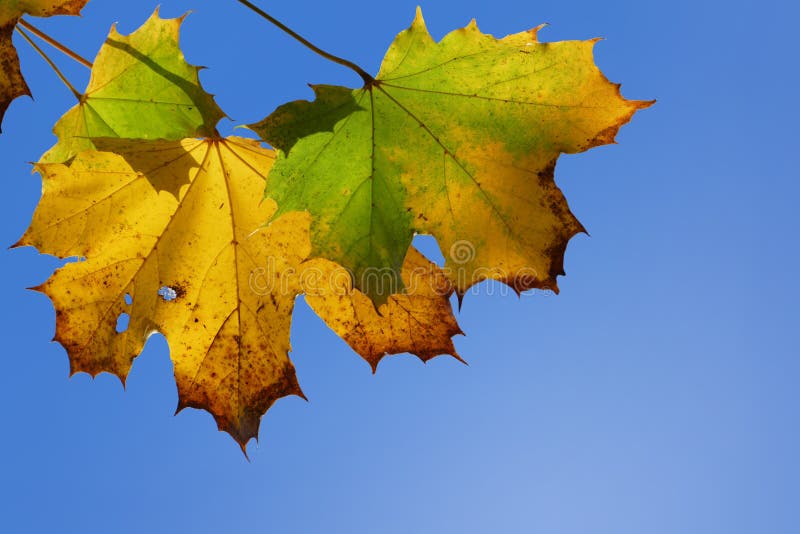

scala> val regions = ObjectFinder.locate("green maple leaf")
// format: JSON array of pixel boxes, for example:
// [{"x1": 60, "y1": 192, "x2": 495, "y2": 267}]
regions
[
  {"x1": 252, "y1": 8, "x2": 652, "y2": 306},
  {"x1": 40, "y1": 8, "x2": 225, "y2": 163}
]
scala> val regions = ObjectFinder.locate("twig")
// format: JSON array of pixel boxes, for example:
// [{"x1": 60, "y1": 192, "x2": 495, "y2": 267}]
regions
[
  {"x1": 234, "y1": 0, "x2": 374, "y2": 85},
  {"x1": 18, "y1": 18, "x2": 92, "y2": 69}
]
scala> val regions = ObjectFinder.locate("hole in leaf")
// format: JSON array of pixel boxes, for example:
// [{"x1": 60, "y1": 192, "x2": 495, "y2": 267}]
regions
[
  {"x1": 116, "y1": 312, "x2": 130, "y2": 333},
  {"x1": 124, "y1": 293, "x2": 132, "y2": 305},
  {"x1": 412, "y1": 234, "x2": 445, "y2": 266},
  {"x1": 158, "y1": 286, "x2": 178, "y2": 302}
]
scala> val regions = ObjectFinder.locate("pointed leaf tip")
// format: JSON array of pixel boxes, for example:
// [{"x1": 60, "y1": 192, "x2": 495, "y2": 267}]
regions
[
  {"x1": 412, "y1": 6, "x2": 427, "y2": 30},
  {"x1": 530, "y1": 23, "x2": 548, "y2": 41}
]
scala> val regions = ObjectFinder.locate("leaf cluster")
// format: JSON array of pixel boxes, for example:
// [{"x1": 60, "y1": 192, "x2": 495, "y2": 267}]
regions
[{"x1": 2, "y1": 1, "x2": 650, "y2": 450}]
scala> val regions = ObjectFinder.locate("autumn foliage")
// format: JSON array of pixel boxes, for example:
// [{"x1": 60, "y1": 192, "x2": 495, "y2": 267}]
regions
[{"x1": 2, "y1": 1, "x2": 650, "y2": 450}]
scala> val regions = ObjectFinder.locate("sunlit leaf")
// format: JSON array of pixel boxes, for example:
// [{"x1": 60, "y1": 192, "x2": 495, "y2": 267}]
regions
[
  {"x1": 40, "y1": 9, "x2": 224, "y2": 163},
  {"x1": 19, "y1": 136, "x2": 462, "y2": 449},
  {"x1": 253, "y1": 8, "x2": 652, "y2": 306}
]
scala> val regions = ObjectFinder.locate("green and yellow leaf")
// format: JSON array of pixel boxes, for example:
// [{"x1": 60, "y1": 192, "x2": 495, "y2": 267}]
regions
[
  {"x1": 252, "y1": 8, "x2": 652, "y2": 305},
  {"x1": 40, "y1": 9, "x2": 225, "y2": 163}
]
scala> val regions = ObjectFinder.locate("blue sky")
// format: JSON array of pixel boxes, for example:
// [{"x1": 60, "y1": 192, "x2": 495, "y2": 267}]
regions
[{"x1": 0, "y1": 0, "x2": 797, "y2": 533}]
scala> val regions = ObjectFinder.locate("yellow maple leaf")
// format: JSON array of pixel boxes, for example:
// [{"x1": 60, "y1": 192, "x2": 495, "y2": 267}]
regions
[{"x1": 19, "y1": 136, "x2": 462, "y2": 449}]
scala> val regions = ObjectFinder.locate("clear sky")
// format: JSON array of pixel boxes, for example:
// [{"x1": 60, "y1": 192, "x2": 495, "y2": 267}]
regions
[{"x1": 0, "y1": 1, "x2": 797, "y2": 533}]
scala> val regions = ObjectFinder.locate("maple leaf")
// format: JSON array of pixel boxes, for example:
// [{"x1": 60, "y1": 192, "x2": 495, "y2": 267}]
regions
[
  {"x1": 303, "y1": 246, "x2": 464, "y2": 372},
  {"x1": 19, "y1": 136, "x2": 462, "y2": 449},
  {"x1": 252, "y1": 8, "x2": 653, "y2": 306},
  {"x1": 0, "y1": 0, "x2": 89, "y2": 132},
  {"x1": 40, "y1": 9, "x2": 224, "y2": 163}
]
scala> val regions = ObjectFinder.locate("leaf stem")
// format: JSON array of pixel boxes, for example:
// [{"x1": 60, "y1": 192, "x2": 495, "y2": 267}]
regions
[
  {"x1": 15, "y1": 26, "x2": 82, "y2": 101},
  {"x1": 234, "y1": 0, "x2": 375, "y2": 85},
  {"x1": 18, "y1": 19, "x2": 92, "y2": 69}
]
